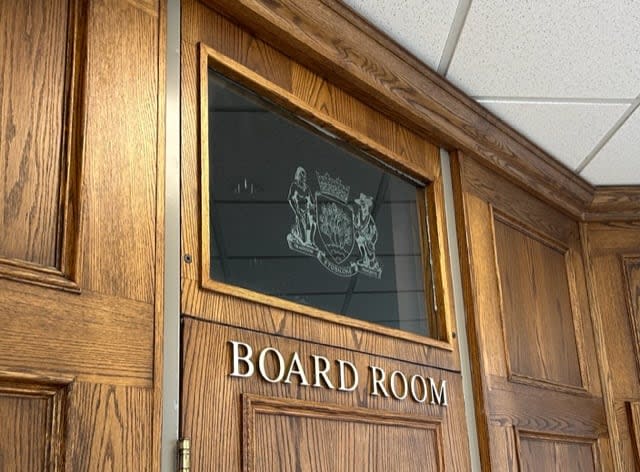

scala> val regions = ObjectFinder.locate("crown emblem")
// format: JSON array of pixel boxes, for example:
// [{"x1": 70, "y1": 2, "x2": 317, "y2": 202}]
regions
[{"x1": 316, "y1": 171, "x2": 350, "y2": 203}]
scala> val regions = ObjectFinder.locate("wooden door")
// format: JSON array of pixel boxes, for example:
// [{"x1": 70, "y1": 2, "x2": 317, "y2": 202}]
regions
[
  {"x1": 0, "y1": 0, "x2": 163, "y2": 469},
  {"x1": 180, "y1": 1, "x2": 471, "y2": 470},
  {"x1": 452, "y1": 155, "x2": 612, "y2": 471}
]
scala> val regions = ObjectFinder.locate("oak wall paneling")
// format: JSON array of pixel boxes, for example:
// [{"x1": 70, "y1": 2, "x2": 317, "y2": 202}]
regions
[
  {"x1": 0, "y1": 0, "x2": 164, "y2": 469},
  {"x1": 0, "y1": 0, "x2": 87, "y2": 292},
  {"x1": 243, "y1": 395, "x2": 444, "y2": 472},
  {"x1": 0, "y1": 372, "x2": 71, "y2": 471},
  {"x1": 583, "y1": 222, "x2": 640, "y2": 471},
  {"x1": 515, "y1": 430, "x2": 599, "y2": 471},
  {"x1": 451, "y1": 152, "x2": 611, "y2": 471},
  {"x1": 491, "y1": 210, "x2": 589, "y2": 394},
  {"x1": 182, "y1": 2, "x2": 640, "y2": 471},
  {"x1": 181, "y1": 318, "x2": 469, "y2": 471},
  {"x1": 628, "y1": 401, "x2": 640, "y2": 467}
]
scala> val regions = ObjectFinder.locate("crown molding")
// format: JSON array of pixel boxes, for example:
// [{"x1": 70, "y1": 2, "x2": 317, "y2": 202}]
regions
[
  {"x1": 584, "y1": 187, "x2": 640, "y2": 222},
  {"x1": 203, "y1": 0, "x2": 637, "y2": 222}
]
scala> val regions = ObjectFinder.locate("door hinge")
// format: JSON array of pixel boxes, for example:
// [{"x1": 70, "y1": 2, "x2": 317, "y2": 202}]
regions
[{"x1": 178, "y1": 438, "x2": 191, "y2": 472}]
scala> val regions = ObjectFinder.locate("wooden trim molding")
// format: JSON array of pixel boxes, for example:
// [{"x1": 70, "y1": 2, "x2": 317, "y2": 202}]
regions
[
  {"x1": 242, "y1": 394, "x2": 445, "y2": 472},
  {"x1": 585, "y1": 187, "x2": 640, "y2": 222},
  {"x1": 622, "y1": 255, "x2": 640, "y2": 385},
  {"x1": 0, "y1": 0, "x2": 88, "y2": 293},
  {"x1": 514, "y1": 428, "x2": 600, "y2": 471},
  {"x1": 199, "y1": 0, "x2": 639, "y2": 222},
  {"x1": 0, "y1": 370, "x2": 74, "y2": 472},
  {"x1": 627, "y1": 401, "x2": 640, "y2": 468},
  {"x1": 490, "y1": 208, "x2": 590, "y2": 396},
  {"x1": 197, "y1": 42, "x2": 458, "y2": 353}
]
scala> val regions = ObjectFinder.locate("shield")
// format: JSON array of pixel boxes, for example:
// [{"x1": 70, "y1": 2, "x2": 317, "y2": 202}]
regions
[{"x1": 315, "y1": 193, "x2": 355, "y2": 265}]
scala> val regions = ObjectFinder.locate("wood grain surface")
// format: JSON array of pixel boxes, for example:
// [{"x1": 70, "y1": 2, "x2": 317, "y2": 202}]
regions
[
  {"x1": 0, "y1": 372, "x2": 70, "y2": 471},
  {"x1": 181, "y1": 318, "x2": 470, "y2": 471},
  {"x1": 0, "y1": 0, "x2": 163, "y2": 469},
  {"x1": 0, "y1": 0, "x2": 69, "y2": 267},
  {"x1": 517, "y1": 431, "x2": 598, "y2": 472},
  {"x1": 0, "y1": 0, "x2": 87, "y2": 293},
  {"x1": 493, "y1": 215, "x2": 584, "y2": 391},
  {"x1": 65, "y1": 382, "x2": 153, "y2": 470},
  {"x1": 0, "y1": 278, "x2": 153, "y2": 385},
  {"x1": 80, "y1": 0, "x2": 158, "y2": 303},
  {"x1": 244, "y1": 395, "x2": 443, "y2": 472},
  {"x1": 583, "y1": 222, "x2": 640, "y2": 470},
  {"x1": 586, "y1": 187, "x2": 640, "y2": 222},
  {"x1": 452, "y1": 153, "x2": 611, "y2": 471},
  {"x1": 182, "y1": 0, "x2": 460, "y2": 372}
]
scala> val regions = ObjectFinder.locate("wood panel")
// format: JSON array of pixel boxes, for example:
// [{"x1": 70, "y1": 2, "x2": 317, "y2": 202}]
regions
[
  {"x1": 0, "y1": 373, "x2": 69, "y2": 472},
  {"x1": 181, "y1": 318, "x2": 469, "y2": 471},
  {"x1": 0, "y1": 0, "x2": 164, "y2": 469},
  {"x1": 583, "y1": 222, "x2": 640, "y2": 470},
  {"x1": 611, "y1": 401, "x2": 640, "y2": 470},
  {"x1": 80, "y1": 0, "x2": 158, "y2": 303},
  {"x1": 452, "y1": 154, "x2": 610, "y2": 471},
  {"x1": 0, "y1": 0, "x2": 70, "y2": 267},
  {"x1": 487, "y1": 376, "x2": 606, "y2": 437},
  {"x1": 517, "y1": 431, "x2": 598, "y2": 472},
  {"x1": 0, "y1": 395, "x2": 50, "y2": 471},
  {"x1": 623, "y1": 256, "x2": 640, "y2": 380},
  {"x1": 65, "y1": 382, "x2": 152, "y2": 470},
  {"x1": 0, "y1": 278, "x2": 153, "y2": 384},
  {"x1": 628, "y1": 401, "x2": 640, "y2": 468},
  {"x1": 0, "y1": 0, "x2": 86, "y2": 291},
  {"x1": 493, "y1": 214, "x2": 584, "y2": 391},
  {"x1": 245, "y1": 395, "x2": 442, "y2": 472}
]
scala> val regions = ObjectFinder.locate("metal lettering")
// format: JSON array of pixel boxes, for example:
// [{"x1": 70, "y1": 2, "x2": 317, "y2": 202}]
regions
[
  {"x1": 369, "y1": 366, "x2": 389, "y2": 397},
  {"x1": 336, "y1": 359, "x2": 359, "y2": 392},
  {"x1": 389, "y1": 370, "x2": 408, "y2": 400},
  {"x1": 229, "y1": 340, "x2": 254, "y2": 378},
  {"x1": 257, "y1": 347, "x2": 286, "y2": 383},
  {"x1": 410, "y1": 374, "x2": 428, "y2": 403},
  {"x1": 429, "y1": 378, "x2": 448, "y2": 406},
  {"x1": 311, "y1": 355, "x2": 334, "y2": 389},
  {"x1": 227, "y1": 340, "x2": 448, "y2": 408},
  {"x1": 284, "y1": 352, "x2": 310, "y2": 385}
]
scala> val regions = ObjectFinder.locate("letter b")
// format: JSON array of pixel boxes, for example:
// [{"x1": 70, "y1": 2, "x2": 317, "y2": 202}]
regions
[{"x1": 229, "y1": 340, "x2": 255, "y2": 378}]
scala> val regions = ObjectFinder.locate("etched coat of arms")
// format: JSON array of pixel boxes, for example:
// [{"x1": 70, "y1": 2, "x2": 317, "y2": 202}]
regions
[{"x1": 287, "y1": 166, "x2": 382, "y2": 278}]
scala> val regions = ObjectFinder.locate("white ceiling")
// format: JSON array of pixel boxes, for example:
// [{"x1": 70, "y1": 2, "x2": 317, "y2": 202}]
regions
[{"x1": 343, "y1": 0, "x2": 640, "y2": 186}]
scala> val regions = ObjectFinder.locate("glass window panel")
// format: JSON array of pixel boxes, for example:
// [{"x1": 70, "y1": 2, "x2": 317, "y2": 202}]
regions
[{"x1": 207, "y1": 70, "x2": 437, "y2": 337}]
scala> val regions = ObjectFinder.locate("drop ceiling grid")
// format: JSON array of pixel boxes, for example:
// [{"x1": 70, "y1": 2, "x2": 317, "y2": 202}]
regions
[
  {"x1": 580, "y1": 101, "x2": 640, "y2": 186},
  {"x1": 442, "y1": 0, "x2": 640, "y2": 185},
  {"x1": 476, "y1": 100, "x2": 630, "y2": 171},
  {"x1": 445, "y1": 0, "x2": 640, "y2": 99}
]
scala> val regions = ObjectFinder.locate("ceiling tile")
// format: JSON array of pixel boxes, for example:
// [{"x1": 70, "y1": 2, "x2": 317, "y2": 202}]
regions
[
  {"x1": 447, "y1": 1, "x2": 640, "y2": 98},
  {"x1": 581, "y1": 105, "x2": 640, "y2": 185},
  {"x1": 341, "y1": 0, "x2": 459, "y2": 70},
  {"x1": 478, "y1": 100, "x2": 628, "y2": 170}
]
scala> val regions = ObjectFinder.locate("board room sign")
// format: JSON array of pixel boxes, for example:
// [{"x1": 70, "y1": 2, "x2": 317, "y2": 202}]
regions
[{"x1": 229, "y1": 340, "x2": 448, "y2": 406}]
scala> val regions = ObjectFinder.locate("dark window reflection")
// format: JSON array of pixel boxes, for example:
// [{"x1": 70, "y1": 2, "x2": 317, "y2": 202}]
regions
[{"x1": 208, "y1": 70, "x2": 436, "y2": 337}]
